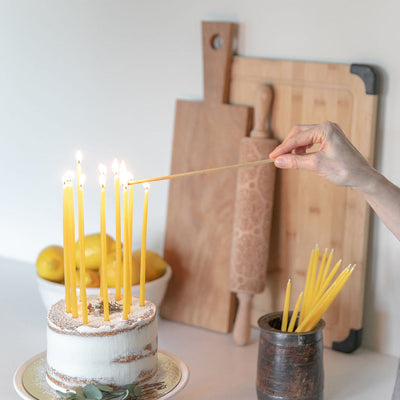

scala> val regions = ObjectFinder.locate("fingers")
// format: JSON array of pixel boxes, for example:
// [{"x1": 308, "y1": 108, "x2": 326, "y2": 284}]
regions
[
  {"x1": 269, "y1": 123, "x2": 330, "y2": 160},
  {"x1": 274, "y1": 153, "x2": 319, "y2": 171}
]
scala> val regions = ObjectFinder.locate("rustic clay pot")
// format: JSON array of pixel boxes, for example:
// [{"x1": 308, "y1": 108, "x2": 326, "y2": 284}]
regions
[{"x1": 257, "y1": 311, "x2": 325, "y2": 400}]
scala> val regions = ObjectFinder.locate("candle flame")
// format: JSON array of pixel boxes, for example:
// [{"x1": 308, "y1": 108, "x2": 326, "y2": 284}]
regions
[
  {"x1": 143, "y1": 182, "x2": 150, "y2": 190},
  {"x1": 99, "y1": 173, "x2": 106, "y2": 188},
  {"x1": 63, "y1": 170, "x2": 74, "y2": 184},
  {"x1": 79, "y1": 174, "x2": 86, "y2": 188},
  {"x1": 119, "y1": 161, "x2": 128, "y2": 186},
  {"x1": 76, "y1": 151, "x2": 83, "y2": 165},
  {"x1": 112, "y1": 159, "x2": 119, "y2": 175},
  {"x1": 98, "y1": 163, "x2": 107, "y2": 176}
]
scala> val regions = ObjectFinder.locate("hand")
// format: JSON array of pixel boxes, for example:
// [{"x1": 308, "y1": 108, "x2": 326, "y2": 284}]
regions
[{"x1": 269, "y1": 121, "x2": 375, "y2": 189}]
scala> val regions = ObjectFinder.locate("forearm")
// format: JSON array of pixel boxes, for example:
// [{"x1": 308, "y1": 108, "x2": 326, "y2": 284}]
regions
[{"x1": 357, "y1": 169, "x2": 400, "y2": 241}]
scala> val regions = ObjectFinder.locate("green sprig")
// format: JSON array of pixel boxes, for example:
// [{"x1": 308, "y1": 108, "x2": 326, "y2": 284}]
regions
[{"x1": 56, "y1": 382, "x2": 142, "y2": 400}]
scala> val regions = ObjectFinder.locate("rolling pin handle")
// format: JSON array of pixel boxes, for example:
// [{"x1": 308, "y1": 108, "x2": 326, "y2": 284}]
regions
[
  {"x1": 251, "y1": 84, "x2": 273, "y2": 139},
  {"x1": 233, "y1": 292, "x2": 253, "y2": 346}
]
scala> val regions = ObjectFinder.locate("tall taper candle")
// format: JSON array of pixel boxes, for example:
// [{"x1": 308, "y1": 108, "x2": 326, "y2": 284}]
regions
[
  {"x1": 67, "y1": 178, "x2": 78, "y2": 318},
  {"x1": 99, "y1": 167, "x2": 110, "y2": 321},
  {"x1": 62, "y1": 175, "x2": 72, "y2": 313},
  {"x1": 78, "y1": 175, "x2": 88, "y2": 324},
  {"x1": 122, "y1": 183, "x2": 130, "y2": 319},
  {"x1": 113, "y1": 160, "x2": 122, "y2": 301},
  {"x1": 128, "y1": 173, "x2": 134, "y2": 307},
  {"x1": 140, "y1": 184, "x2": 150, "y2": 307}
]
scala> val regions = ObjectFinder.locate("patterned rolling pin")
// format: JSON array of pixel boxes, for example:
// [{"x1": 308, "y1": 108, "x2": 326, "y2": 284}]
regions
[{"x1": 230, "y1": 83, "x2": 278, "y2": 345}]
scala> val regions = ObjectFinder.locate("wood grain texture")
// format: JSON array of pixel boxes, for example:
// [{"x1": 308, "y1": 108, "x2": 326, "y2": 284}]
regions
[
  {"x1": 229, "y1": 57, "x2": 378, "y2": 348},
  {"x1": 161, "y1": 22, "x2": 253, "y2": 333}
]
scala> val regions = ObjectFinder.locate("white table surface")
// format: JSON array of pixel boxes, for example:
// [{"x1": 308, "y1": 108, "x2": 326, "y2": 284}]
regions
[{"x1": 1, "y1": 256, "x2": 399, "y2": 400}]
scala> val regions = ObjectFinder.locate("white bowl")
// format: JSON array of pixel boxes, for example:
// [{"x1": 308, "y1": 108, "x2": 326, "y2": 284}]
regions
[{"x1": 36, "y1": 265, "x2": 172, "y2": 311}]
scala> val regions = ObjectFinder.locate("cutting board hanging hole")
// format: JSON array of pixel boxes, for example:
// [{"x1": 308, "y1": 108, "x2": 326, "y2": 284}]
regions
[{"x1": 211, "y1": 35, "x2": 223, "y2": 50}]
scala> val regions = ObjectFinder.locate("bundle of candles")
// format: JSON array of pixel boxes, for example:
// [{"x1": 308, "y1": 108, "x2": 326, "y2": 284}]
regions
[
  {"x1": 62, "y1": 152, "x2": 150, "y2": 324},
  {"x1": 280, "y1": 245, "x2": 356, "y2": 333}
]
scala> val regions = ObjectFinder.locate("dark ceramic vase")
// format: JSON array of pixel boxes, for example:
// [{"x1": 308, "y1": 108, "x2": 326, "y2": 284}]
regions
[{"x1": 257, "y1": 312, "x2": 325, "y2": 400}]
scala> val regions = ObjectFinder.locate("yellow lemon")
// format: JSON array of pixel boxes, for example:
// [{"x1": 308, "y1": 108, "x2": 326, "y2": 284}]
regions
[
  {"x1": 132, "y1": 249, "x2": 167, "y2": 282},
  {"x1": 75, "y1": 233, "x2": 116, "y2": 270},
  {"x1": 107, "y1": 253, "x2": 139, "y2": 287},
  {"x1": 36, "y1": 245, "x2": 65, "y2": 283},
  {"x1": 76, "y1": 269, "x2": 100, "y2": 288}
]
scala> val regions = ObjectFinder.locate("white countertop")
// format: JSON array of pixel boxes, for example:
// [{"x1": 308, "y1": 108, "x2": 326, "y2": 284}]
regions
[{"x1": 1, "y1": 256, "x2": 399, "y2": 399}]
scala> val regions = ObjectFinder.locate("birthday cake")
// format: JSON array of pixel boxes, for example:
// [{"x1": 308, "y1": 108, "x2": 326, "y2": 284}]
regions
[{"x1": 46, "y1": 295, "x2": 158, "y2": 391}]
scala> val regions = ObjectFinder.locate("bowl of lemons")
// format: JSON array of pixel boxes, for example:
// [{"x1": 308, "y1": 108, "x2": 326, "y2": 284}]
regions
[{"x1": 36, "y1": 233, "x2": 172, "y2": 311}]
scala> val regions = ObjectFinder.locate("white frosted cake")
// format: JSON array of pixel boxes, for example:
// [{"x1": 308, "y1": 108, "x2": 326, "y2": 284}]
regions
[{"x1": 46, "y1": 295, "x2": 158, "y2": 391}]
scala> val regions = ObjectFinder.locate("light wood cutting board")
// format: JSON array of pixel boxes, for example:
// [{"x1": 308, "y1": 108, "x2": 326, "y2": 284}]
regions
[
  {"x1": 229, "y1": 58, "x2": 379, "y2": 351},
  {"x1": 160, "y1": 22, "x2": 253, "y2": 333}
]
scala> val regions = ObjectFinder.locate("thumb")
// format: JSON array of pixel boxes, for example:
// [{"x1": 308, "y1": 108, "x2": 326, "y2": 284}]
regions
[{"x1": 274, "y1": 153, "x2": 318, "y2": 171}]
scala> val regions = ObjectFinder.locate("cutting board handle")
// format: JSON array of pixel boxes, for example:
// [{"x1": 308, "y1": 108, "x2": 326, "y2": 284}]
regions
[{"x1": 202, "y1": 21, "x2": 237, "y2": 104}]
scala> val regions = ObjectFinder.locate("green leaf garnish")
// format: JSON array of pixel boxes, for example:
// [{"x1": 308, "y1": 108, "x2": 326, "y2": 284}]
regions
[
  {"x1": 83, "y1": 384, "x2": 103, "y2": 400},
  {"x1": 56, "y1": 380, "x2": 164, "y2": 400}
]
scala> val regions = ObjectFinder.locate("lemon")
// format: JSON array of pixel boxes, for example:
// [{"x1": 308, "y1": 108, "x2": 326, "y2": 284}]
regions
[
  {"x1": 75, "y1": 233, "x2": 116, "y2": 270},
  {"x1": 107, "y1": 253, "x2": 140, "y2": 287},
  {"x1": 76, "y1": 269, "x2": 100, "y2": 288},
  {"x1": 132, "y1": 249, "x2": 167, "y2": 282},
  {"x1": 36, "y1": 245, "x2": 65, "y2": 283}
]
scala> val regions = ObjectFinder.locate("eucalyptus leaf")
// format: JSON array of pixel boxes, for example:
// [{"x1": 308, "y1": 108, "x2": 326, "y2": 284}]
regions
[
  {"x1": 94, "y1": 384, "x2": 114, "y2": 393},
  {"x1": 83, "y1": 384, "x2": 103, "y2": 400},
  {"x1": 75, "y1": 388, "x2": 85, "y2": 398}
]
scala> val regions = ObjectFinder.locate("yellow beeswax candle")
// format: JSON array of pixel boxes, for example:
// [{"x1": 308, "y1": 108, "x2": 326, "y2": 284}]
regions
[
  {"x1": 281, "y1": 279, "x2": 291, "y2": 332},
  {"x1": 288, "y1": 292, "x2": 303, "y2": 333},
  {"x1": 299, "y1": 248, "x2": 315, "y2": 323},
  {"x1": 314, "y1": 258, "x2": 342, "y2": 303},
  {"x1": 318, "y1": 249, "x2": 334, "y2": 296},
  {"x1": 122, "y1": 183, "x2": 130, "y2": 319},
  {"x1": 128, "y1": 173, "x2": 134, "y2": 307},
  {"x1": 76, "y1": 151, "x2": 82, "y2": 191},
  {"x1": 99, "y1": 167, "x2": 109, "y2": 321},
  {"x1": 62, "y1": 175, "x2": 72, "y2": 313},
  {"x1": 112, "y1": 160, "x2": 122, "y2": 301},
  {"x1": 140, "y1": 184, "x2": 150, "y2": 307},
  {"x1": 67, "y1": 179, "x2": 78, "y2": 318},
  {"x1": 309, "y1": 245, "x2": 319, "y2": 300},
  {"x1": 78, "y1": 175, "x2": 88, "y2": 324},
  {"x1": 296, "y1": 265, "x2": 353, "y2": 332},
  {"x1": 302, "y1": 266, "x2": 355, "y2": 332},
  {"x1": 314, "y1": 248, "x2": 328, "y2": 296}
]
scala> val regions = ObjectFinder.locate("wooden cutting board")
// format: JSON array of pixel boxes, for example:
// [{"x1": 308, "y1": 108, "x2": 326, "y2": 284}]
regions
[
  {"x1": 229, "y1": 58, "x2": 379, "y2": 351},
  {"x1": 160, "y1": 22, "x2": 253, "y2": 333}
]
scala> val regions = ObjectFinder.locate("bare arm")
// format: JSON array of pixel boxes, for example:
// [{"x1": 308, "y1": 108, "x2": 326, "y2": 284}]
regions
[{"x1": 269, "y1": 121, "x2": 400, "y2": 241}]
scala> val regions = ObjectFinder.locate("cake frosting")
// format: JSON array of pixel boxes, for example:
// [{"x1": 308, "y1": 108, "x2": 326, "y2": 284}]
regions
[{"x1": 46, "y1": 295, "x2": 158, "y2": 391}]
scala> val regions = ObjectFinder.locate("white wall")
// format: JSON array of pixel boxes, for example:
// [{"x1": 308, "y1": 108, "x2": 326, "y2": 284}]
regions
[{"x1": 1, "y1": 0, "x2": 400, "y2": 357}]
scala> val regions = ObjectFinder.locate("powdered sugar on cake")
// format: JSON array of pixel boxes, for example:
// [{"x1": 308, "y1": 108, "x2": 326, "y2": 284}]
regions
[{"x1": 46, "y1": 294, "x2": 158, "y2": 391}]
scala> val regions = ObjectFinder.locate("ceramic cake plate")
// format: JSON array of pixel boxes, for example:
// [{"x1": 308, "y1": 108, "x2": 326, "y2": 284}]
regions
[{"x1": 14, "y1": 349, "x2": 189, "y2": 400}]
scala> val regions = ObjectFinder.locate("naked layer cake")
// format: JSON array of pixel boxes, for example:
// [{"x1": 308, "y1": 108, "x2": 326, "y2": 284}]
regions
[{"x1": 46, "y1": 295, "x2": 158, "y2": 391}]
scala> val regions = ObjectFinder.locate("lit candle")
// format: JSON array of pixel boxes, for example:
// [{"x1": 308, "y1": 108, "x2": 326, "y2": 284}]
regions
[
  {"x1": 66, "y1": 175, "x2": 78, "y2": 318},
  {"x1": 128, "y1": 172, "x2": 134, "y2": 307},
  {"x1": 122, "y1": 182, "x2": 130, "y2": 319},
  {"x1": 281, "y1": 279, "x2": 291, "y2": 332},
  {"x1": 99, "y1": 166, "x2": 109, "y2": 321},
  {"x1": 62, "y1": 174, "x2": 72, "y2": 313},
  {"x1": 76, "y1": 151, "x2": 82, "y2": 192},
  {"x1": 78, "y1": 174, "x2": 88, "y2": 324},
  {"x1": 113, "y1": 159, "x2": 122, "y2": 301},
  {"x1": 140, "y1": 183, "x2": 150, "y2": 307},
  {"x1": 288, "y1": 291, "x2": 303, "y2": 333}
]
